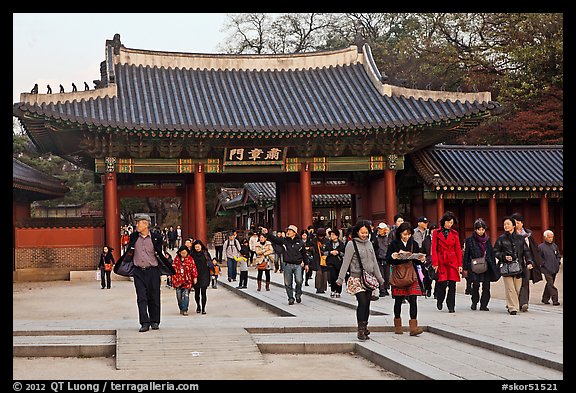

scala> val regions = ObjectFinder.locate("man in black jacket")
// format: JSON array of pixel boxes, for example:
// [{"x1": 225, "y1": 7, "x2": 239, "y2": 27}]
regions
[
  {"x1": 115, "y1": 214, "x2": 175, "y2": 332},
  {"x1": 262, "y1": 225, "x2": 309, "y2": 305},
  {"x1": 511, "y1": 213, "x2": 543, "y2": 312}
]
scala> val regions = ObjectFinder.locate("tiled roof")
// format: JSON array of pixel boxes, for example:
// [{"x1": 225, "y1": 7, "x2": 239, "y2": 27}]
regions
[
  {"x1": 13, "y1": 158, "x2": 69, "y2": 199},
  {"x1": 219, "y1": 182, "x2": 351, "y2": 210},
  {"x1": 411, "y1": 145, "x2": 563, "y2": 189},
  {"x1": 14, "y1": 36, "x2": 499, "y2": 140}
]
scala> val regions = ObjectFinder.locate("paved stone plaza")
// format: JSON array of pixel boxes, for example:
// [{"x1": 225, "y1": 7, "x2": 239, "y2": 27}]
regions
[{"x1": 13, "y1": 257, "x2": 563, "y2": 381}]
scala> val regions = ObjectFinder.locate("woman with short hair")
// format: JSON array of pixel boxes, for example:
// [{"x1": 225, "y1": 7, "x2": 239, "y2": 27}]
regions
[
  {"x1": 493, "y1": 216, "x2": 534, "y2": 315},
  {"x1": 462, "y1": 218, "x2": 499, "y2": 312},
  {"x1": 431, "y1": 211, "x2": 463, "y2": 313}
]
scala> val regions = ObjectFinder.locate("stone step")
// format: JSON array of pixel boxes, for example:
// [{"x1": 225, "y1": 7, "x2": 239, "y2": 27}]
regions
[
  {"x1": 13, "y1": 330, "x2": 115, "y2": 357},
  {"x1": 115, "y1": 327, "x2": 266, "y2": 369},
  {"x1": 252, "y1": 330, "x2": 564, "y2": 380}
]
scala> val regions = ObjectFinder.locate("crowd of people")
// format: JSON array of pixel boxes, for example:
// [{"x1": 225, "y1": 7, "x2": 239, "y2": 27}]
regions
[{"x1": 107, "y1": 212, "x2": 561, "y2": 337}]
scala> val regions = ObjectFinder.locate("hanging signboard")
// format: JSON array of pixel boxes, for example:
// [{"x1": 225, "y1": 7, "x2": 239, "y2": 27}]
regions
[{"x1": 224, "y1": 147, "x2": 286, "y2": 165}]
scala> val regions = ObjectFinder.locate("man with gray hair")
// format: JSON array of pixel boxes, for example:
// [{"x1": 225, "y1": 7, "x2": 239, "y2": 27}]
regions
[
  {"x1": 115, "y1": 213, "x2": 175, "y2": 332},
  {"x1": 539, "y1": 230, "x2": 561, "y2": 306}
]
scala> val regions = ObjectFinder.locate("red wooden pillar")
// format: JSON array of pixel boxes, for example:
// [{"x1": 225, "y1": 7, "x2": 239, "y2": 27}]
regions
[
  {"x1": 287, "y1": 180, "x2": 301, "y2": 229},
  {"x1": 384, "y1": 168, "x2": 396, "y2": 226},
  {"x1": 369, "y1": 176, "x2": 386, "y2": 222},
  {"x1": 489, "y1": 194, "x2": 498, "y2": 245},
  {"x1": 194, "y1": 164, "x2": 207, "y2": 245},
  {"x1": 104, "y1": 167, "x2": 120, "y2": 261},
  {"x1": 273, "y1": 180, "x2": 282, "y2": 230},
  {"x1": 185, "y1": 179, "x2": 195, "y2": 239},
  {"x1": 182, "y1": 186, "x2": 188, "y2": 239},
  {"x1": 540, "y1": 193, "x2": 549, "y2": 235},
  {"x1": 436, "y1": 194, "x2": 445, "y2": 224},
  {"x1": 300, "y1": 162, "x2": 313, "y2": 231}
]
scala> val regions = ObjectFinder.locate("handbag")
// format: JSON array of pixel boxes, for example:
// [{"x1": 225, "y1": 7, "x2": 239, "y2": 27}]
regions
[
  {"x1": 104, "y1": 263, "x2": 113, "y2": 272},
  {"x1": 389, "y1": 243, "x2": 418, "y2": 288},
  {"x1": 500, "y1": 259, "x2": 522, "y2": 277},
  {"x1": 352, "y1": 239, "x2": 379, "y2": 291},
  {"x1": 113, "y1": 249, "x2": 134, "y2": 277},
  {"x1": 257, "y1": 256, "x2": 269, "y2": 270},
  {"x1": 499, "y1": 240, "x2": 523, "y2": 277},
  {"x1": 471, "y1": 255, "x2": 488, "y2": 274},
  {"x1": 390, "y1": 262, "x2": 417, "y2": 288},
  {"x1": 317, "y1": 243, "x2": 327, "y2": 267}
]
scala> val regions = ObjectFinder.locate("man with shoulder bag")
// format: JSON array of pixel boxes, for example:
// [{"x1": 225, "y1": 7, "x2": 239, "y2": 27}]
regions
[{"x1": 114, "y1": 214, "x2": 176, "y2": 332}]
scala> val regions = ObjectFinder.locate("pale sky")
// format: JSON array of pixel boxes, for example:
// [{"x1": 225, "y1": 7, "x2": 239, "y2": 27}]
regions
[{"x1": 13, "y1": 13, "x2": 232, "y2": 104}]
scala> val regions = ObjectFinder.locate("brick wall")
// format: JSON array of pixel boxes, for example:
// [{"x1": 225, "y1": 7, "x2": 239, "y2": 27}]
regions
[
  {"x1": 14, "y1": 221, "x2": 106, "y2": 276},
  {"x1": 14, "y1": 247, "x2": 102, "y2": 270}
]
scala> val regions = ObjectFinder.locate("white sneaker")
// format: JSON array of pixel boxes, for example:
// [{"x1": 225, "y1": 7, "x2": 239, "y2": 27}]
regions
[{"x1": 330, "y1": 292, "x2": 335, "y2": 298}]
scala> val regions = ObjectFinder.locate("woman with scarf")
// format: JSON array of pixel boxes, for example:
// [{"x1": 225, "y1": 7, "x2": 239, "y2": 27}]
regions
[
  {"x1": 254, "y1": 233, "x2": 274, "y2": 291},
  {"x1": 324, "y1": 229, "x2": 346, "y2": 298},
  {"x1": 190, "y1": 239, "x2": 215, "y2": 314},
  {"x1": 462, "y1": 218, "x2": 500, "y2": 312}
]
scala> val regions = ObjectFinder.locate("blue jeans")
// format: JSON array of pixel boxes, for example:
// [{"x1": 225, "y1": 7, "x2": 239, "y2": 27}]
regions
[
  {"x1": 227, "y1": 257, "x2": 237, "y2": 280},
  {"x1": 283, "y1": 262, "x2": 303, "y2": 301},
  {"x1": 175, "y1": 287, "x2": 190, "y2": 311}
]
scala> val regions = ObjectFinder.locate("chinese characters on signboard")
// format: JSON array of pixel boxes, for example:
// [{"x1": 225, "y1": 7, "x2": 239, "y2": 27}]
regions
[{"x1": 225, "y1": 147, "x2": 285, "y2": 165}]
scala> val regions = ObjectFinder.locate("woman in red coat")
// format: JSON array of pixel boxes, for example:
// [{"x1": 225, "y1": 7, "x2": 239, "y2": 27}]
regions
[{"x1": 432, "y1": 211, "x2": 463, "y2": 313}]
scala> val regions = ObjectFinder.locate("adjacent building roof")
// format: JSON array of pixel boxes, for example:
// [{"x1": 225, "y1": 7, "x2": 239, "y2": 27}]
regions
[
  {"x1": 14, "y1": 34, "x2": 499, "y2": 158},
  {"x1": 13, "y1": 158, "x2": 69, "y2": 200},
  {"x1": 217, "y1": 182, "x2": 351, "y2": 213},
  {"x1": 411, "y1": 145, "x2": 563, "y2": 190}
]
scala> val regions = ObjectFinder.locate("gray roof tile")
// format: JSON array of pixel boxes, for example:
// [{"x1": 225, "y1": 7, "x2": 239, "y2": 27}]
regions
[
  {"x1": 15, "y1": 62, "x2": 497, "y2": 134},
  {"x1": 411, "y1": 145, "x2": 563, "y2": 189}
]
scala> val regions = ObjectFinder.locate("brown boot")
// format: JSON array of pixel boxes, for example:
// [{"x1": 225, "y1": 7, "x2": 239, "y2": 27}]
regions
[
  {"x1": 394, "y1": 317, "x2": 403, "y2": 334},
  {"x1": 364, "y1": 321, "x2": 370, "y2": 336},
  {"x1": 265, "y1": 281, "x2": 270, "y2": 291},
  {"x1": 357, "y1": 321, "x2": 368, "y2": 341},
  {"x1": 257, "y1": 280, "x2": 262, "y2": 291},
  {"x1": 409, "y1": 319, "x2": 423, "y2": 336}
]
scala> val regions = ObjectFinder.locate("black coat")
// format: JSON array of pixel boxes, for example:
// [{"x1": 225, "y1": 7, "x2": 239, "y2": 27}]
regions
[
  {"x1": 462, "y1": 235, "x2": 500, "y2": 282},
  {"x1": 385, "y1": 237, "x2": 424, "y2": 291},
  {"x1": 98, "y1": 251, "x2": 115, "y2": 269},
  {"x1": 114, "y1": 231, "x2": 175, "y2": 276},
  {"x1": 323, "y1": 239, "x2": 345, "y2": 271},
  {"x1": 520, "y1": 229, "x2": 543, "y2": 283},
  {"x1": 266, "y1": 233, "x2": 308, "y2": 265},
  {"x1": 191, "y1": 250, "x2": 212, "y2": 288},
  {"x1": 493, "y1": 231, "x2": 533, "y2": 279},
  {"x1": 309, "y1": 237, "x2": 330, "y2": 271}
]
